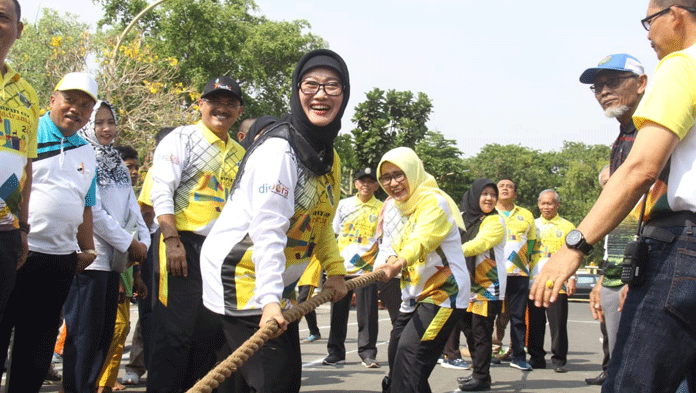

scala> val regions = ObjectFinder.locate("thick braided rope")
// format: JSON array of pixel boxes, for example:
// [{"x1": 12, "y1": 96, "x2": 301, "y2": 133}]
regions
[{"x1": 186, "y1": 269, "x2": 387, "y2": 393}]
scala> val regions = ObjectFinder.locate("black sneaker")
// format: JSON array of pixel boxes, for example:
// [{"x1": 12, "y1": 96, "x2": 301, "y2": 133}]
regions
[{"x1": 322, "y1": 354, "x2": 345, "y2": 365}]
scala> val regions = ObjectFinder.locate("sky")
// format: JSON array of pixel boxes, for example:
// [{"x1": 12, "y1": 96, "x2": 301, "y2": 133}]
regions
[{"x1": 19, "y1": 0, "x2": 660, "y2": 157}]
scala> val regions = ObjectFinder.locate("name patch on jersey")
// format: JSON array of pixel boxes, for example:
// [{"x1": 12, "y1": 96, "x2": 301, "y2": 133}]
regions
[
  {"x1": 155, "y1": 153, "x2": 180, "y2": 165},
  {"x1": 259, "y1": 181, "x2": 289, "y2": 198}
]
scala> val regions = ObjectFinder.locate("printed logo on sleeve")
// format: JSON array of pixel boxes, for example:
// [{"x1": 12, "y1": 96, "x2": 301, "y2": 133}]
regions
[
  {"x1": 155, "y1": 153, "x2": 180, "y2": 165},
  {"x1": 259, "y1": 181, "x2": 289, "y2": 198},
  {"x1": 77, "y1": 162, "x2": 85, "y2": 173}
]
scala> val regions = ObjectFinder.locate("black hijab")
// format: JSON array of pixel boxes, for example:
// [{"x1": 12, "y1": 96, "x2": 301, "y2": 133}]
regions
[
  {"x1": 460, "y1": 178, "x2": 499, "y2": 276},
  {"x1": 280, "y1": 49, "x2": 350, "y2": 174},
  {"x1": 240, "y1": 115, "x2": 278, "y2": 150}
]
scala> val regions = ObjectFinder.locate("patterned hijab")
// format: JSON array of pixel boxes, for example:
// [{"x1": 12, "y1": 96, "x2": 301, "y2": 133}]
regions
[{"x1": 78, "y1": 101, "x2": 131, "y2": 187}]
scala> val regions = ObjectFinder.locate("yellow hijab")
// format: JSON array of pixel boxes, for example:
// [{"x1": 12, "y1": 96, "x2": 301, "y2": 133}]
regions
[{"x1": 377, "y1": 147, "x2": 465, "y2": 230}]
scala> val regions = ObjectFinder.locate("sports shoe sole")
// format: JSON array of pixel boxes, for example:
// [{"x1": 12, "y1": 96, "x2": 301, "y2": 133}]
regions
[
  {"x1": 441, "y1": 362, "x2": 472, "y2": 370},
  {"x1": 510, "y1": 362, "x2": 532, "y2": 371},
  {"x1": 322, "y1": 359, "x2": 345, "y2": 366}
]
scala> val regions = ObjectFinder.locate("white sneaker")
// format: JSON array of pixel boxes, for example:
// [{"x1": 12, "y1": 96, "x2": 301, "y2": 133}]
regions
[{"x1": 122, "y1": 371, "x2": 140, "y2": 385}]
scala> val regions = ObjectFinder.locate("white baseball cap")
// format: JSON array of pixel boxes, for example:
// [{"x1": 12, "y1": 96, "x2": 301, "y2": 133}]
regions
[{"x1": 54, "y1": 72, "x2": 98, "y2": 102}]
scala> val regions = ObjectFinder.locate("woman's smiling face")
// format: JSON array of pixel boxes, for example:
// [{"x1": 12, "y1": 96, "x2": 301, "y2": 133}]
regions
[
  {"x1": 380, "y1": 161, "x2": 410, "y2": 202},
  {"x1": 299, "y1": 67, "x2": 343, "y2": 127},
  {"x1": 94, "y1": 104, "x2": 116, "y2": 146}
]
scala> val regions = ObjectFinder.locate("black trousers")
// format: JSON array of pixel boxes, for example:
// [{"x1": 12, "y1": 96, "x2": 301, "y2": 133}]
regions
[
  {"x1": 147, "y1": 232, "x2": 226, "y2": 393},
  {"x1": 527, "y1": 294, "x2": 568, "y2": 366},
  {"x1": 0, "y1": 230, "x2": 20, "y2": 321},
  {"x1": 461, "y1": 301, "x2": 502, "y2": 381},
  {"x1": 387, "y1": 303, "x2": 462, "y2": 393},
  {"x1": 505, "y1": 276, "x2": 529, "y2": 361},
  {"x1": 220, "y1": 313, "x2": 301, "y2": 393},
  {"x1": 297, "y1": 285, "x2": 320, "y2": 336},
  {"x1": 0, "y1": 251, "x2": 77, "y2": 393},
  {"x1": 378, "y1": 277, "x2": 402, "y2": 325},
  {"x1": 327, "y1": 279, "x2": 378, "y2": 360}
]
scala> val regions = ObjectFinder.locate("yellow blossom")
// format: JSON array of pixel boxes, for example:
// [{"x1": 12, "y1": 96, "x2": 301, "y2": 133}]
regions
[{"x1": 50, "y1": 36, "x2": 62, "y2": 47}]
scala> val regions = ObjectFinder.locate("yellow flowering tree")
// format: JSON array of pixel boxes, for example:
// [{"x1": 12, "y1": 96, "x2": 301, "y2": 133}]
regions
[
  {"x1": 96, "y1": 36, "x2": 196, "y2": 166},
  {"x1": 8, "y1": 8, "x2": 92, "y2": 108}
]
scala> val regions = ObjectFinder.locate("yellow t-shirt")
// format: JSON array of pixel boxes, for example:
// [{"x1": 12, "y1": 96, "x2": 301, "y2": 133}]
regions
[{"x1": 633, "y1": 46, "x2": 696, "y2": 217}]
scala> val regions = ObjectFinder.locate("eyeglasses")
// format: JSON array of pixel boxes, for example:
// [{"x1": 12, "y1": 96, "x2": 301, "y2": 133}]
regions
[
  {"x1": 201, "y1": 98, "x2": 239, "y2": 109},
  {"x1": 589, "y1": 75, "x2": 636, "y2": 94},
  {"x1": 641, "y1": 5, "x2": 696, "y2": 31},
  {"x1": 299, "y1": 80, "x2": 343, "y2": 96},
  {"x1": 379, "y1": 171, "x2": 406, "y2": 186}
]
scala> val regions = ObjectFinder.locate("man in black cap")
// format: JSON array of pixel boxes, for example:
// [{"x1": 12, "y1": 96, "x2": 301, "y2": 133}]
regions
[
  {"x1": 322, "y1": 167, "x2": 384, "y2": 368},
  {"x1": 148, "y1": 75, "x2": 245, "y2": 393}
]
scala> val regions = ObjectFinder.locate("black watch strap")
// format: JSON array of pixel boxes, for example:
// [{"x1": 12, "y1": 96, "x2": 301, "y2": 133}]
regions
[{"x1": 566, "y1": 229, "x2": 594, "y2": 255}]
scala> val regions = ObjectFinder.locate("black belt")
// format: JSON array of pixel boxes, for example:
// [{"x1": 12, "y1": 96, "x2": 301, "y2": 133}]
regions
[{"x1": 642, "y1": 211, "x2": 696, "y2": 243}]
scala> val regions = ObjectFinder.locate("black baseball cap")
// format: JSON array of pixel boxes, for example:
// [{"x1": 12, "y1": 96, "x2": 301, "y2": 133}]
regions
[
  {"x1": 201, "y1": 76, "x2": 243, "y2": 105},
  {"x1": 356, "y1": 167, "x2": 377, "y2": 181}
]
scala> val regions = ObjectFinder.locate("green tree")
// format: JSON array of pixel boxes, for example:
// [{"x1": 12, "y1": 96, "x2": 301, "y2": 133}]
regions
[
  {"x1": 415, "y1": 130, "x2": 470, "y2": 201},
  {"x1": 334, "y1": 133, "x2": 357, "y2": 197},
  {"x1": 464, "y1": 144, "x2": 557, "y2": 210},
  {"x1": 351, "y1": 88, "x2": 433, "y2": 171},
  {"x1": 554, "y1": 141, "x2": 610, "y2": 225}
]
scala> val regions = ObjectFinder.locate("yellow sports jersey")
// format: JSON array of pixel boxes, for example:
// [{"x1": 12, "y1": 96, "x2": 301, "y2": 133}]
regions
[
  {"x1": 530, "y1": 215, "x2": 575, "y2": 292},
  {"x1": 138, "y1": 169, "x2": 154, "y2": 207},
  {"x1": 0, "y1": 65, "x2": 39, "y2": 228},
  {"x1": 499, "y1": 206, "x2": 536, "y2": 277},
  {"x1": 200, "y1": 137, "x2": 345, "y2": 315},
  {"x1": 463, "y1": 214, "x2": 506, "y2": 304},
  {"x1": 150, "y1": 121, "x2": 245, "y2": 235},
  {"x1": 298, "y1": 256, "x2": 322, "y2": 287},
  {"x1": 333, "y1": 195, "x2": 383, "y2": 275},
  {"x1": 384, "y1": 194, "x2": 470, "y2": 312}
]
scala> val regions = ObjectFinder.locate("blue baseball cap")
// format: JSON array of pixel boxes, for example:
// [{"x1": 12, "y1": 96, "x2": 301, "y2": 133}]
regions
[{"x1": 579, "y1": 54, "x2": 644, "y2": 84}]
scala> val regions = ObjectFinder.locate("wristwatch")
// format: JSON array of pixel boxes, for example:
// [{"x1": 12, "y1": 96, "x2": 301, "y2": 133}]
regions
[
  {"x1": 565, "y1": 229, "x2": 593, "y2": 255},
  {"x1": 81, "y1": 249, "x2": 98, "y2": 256}
]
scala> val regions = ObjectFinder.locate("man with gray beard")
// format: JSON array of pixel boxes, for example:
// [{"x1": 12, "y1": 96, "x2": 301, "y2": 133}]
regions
[
  {"x1": 578, "y1": 53, "x2": 646, "y2": 386},
  {"x1": 580, "y1": 54, "x2": 646, "y2": 169}
]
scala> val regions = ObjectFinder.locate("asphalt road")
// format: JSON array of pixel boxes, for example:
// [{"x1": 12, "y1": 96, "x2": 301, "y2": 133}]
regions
[{"x1": 41, "y1": 299, "x2": 606, "y2": 393}]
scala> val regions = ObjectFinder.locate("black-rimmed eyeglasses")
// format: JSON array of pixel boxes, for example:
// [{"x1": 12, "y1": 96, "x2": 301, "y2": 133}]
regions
[
  {"x1": 299, "y1": 80, "x2": 343, "y2": 96},
  {"x1": 379, "y1": 171, "x2": 406, "y2": 186},
  {"x1": 642, "y1": 5, "x2": 696, "y2": 31},
  {"x1": 590, "y1": 75, "x2": 636, "y2": 94}
]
